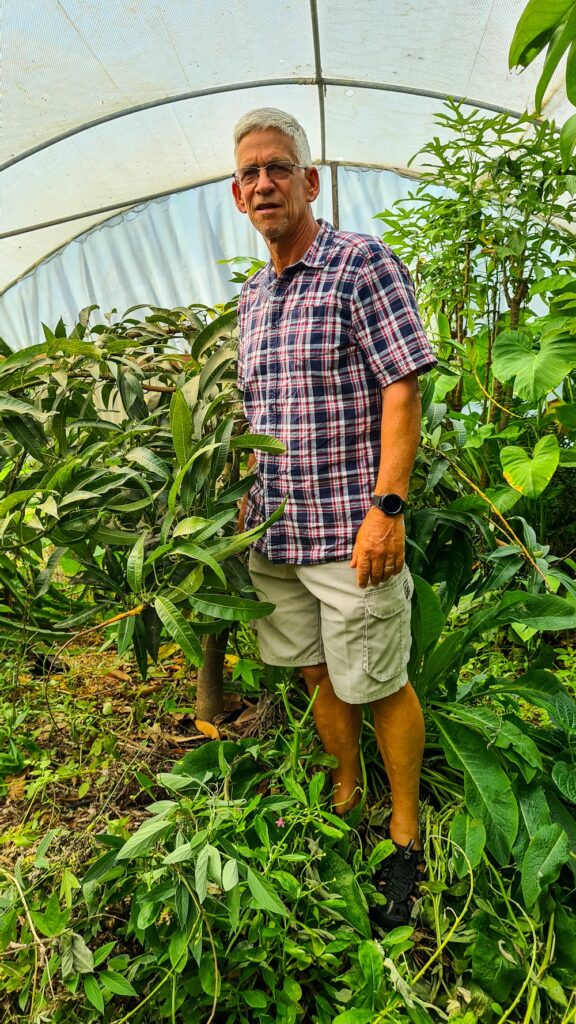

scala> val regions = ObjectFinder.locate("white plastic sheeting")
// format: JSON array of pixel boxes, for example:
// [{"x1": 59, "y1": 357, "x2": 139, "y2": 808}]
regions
[
  {"x1": 1, "y1": 0, "x2": 571, "y2": 343},
  {"x1": 0, "y1": 166, "x2": 427, "y2": 348}
]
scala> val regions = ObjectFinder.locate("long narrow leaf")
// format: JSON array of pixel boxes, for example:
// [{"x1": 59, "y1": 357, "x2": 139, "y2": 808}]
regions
[{"x1": 154, "y1": 595, "x2": 203, "y2": 665}]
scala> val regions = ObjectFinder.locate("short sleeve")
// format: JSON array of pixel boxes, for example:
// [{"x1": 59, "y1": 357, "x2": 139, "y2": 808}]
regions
[{"x1": 350, "y1": 247, "x2": 437, "y2": 387}]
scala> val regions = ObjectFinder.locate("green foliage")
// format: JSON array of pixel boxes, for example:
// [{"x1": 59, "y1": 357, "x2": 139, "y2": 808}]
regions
[
  {"x1": 510, "y1": 0, "x2": 576, "y2": 166},
  {"x1": 0, "y1": 304, "x2": 284, "y2": 676}
]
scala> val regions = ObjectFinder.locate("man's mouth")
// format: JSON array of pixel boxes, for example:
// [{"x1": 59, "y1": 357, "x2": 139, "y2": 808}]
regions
[{"x1": 255, "y1": 203, "x2": 281, "y2": 211}]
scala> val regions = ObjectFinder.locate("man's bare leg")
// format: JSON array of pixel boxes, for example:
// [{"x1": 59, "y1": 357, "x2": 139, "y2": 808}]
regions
[
  {"x1": 300, "y1": 663, "x2": 362, "y2": 815},
  {"x1": 370, "y1": 682, "x2": 424, "y2": 849}
]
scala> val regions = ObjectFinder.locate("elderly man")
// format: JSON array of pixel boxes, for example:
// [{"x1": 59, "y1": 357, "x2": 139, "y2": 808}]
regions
[{"x1": 232, "y1": 108, "x2": 436, "y2": 927}]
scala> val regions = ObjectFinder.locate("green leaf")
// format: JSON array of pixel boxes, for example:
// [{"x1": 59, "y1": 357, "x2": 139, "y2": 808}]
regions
[
  {"x1": 154, "y1": 595, "x2": 203, "y2": 664},
  {"x1": 100, "y1": 970, "x2": 137, "y2": 996},
  {"x1": 0, "y1": 393, "x2": 49, "y2": 419},
  {"x1": 501, "y1": 435, "x2": 559, "y2": 498},
  {"x1": 450, "y1": 814, "x2": 486, "y2": 877},
  {"x1": 435, "y1": 718, "x2": 518, "y2": 864},
  {"x1": 170, "y1": 542, "x2": 226, "y2": 586},
  {"x1": 222, "y1": 858, "x2": 239, "y2": 891},
  {"x1": 492, "y1": 330, "x2": 576, "y2": 401},
  {"x1": 83, "y1": 974, "x2": 105, "y2": 1014},
  {"x1": 71, "y1": 933, "x2": 95, "y2": 974},
  {"x1": 126, "y1": 446, "x2": 171, "y2": 481},
  {"x1": 229, "y1": 432, "x2": 286, "y2": 454},
  {"x1": 317, "y1": 848, "x2": 371, "y2": 937},
  {"x1": 521, "y1": 823, "x2": 570, "y2": 905},
  {"x1": 509, "y1": 0, "x2": 574, "y2": 67},
  {"x1": 245, "y1": 866, "x2": 288, "y2": 916},
  {"x1": 168, "y1": 930, "x2": 189, "y2": 972},
  {"x1": 191, "y1": 308, "x2": 237, "y2": 360},
  {"x1": 535, "y1": 8, "x2": 576, "y2": 111},
  {"x1": 358, "y1": 939, "x2": 384, "y2": 1008},
  {"x1": 127, "y1": 533, "x2": 147, "y2": 593},
  {"x1": 472, "y1": 932, "x2": 524, "y2": 1002},
  {"x1": 494, "y1": 592, "x2": 576, "y2": 633},
  {"x1": 0, "y1": 488, "x2": 39, "y2": 518},
  {"x1": 186, "y1": 592, "x2": 275, "y2": 622},
  {"x1": 169, "y1": 389, "x2": 193, "y2": 466},
  {"x1": 243, "y1": 990, "x2": 269, "y2": 1009},
  {"x1": 552, "y1": 761, "x2": 576, "y2": 803},
  {"x1": 198, "y1": 346, "x2": 236, "y2": 396},
  {"x1": 116, "y1": 817, "x2": 172, "y2": 860},
  {"x1": 30, "y1": 892, "x2": 70, "y2": 937},
  {"x1": 35, "y1": 547, "x2": 67, "y2": 597},
  {"x1": 409, "y1": 574, "x2": 446, "y2": 664},
  {"x1": 195, "y1": 844, "x2": 210, "y2": 903}
]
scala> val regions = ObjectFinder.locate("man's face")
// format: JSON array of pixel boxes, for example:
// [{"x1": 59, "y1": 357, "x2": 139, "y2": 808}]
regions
[{"x1": 232, "y1": 128, "x2": 319, "y2": 241}]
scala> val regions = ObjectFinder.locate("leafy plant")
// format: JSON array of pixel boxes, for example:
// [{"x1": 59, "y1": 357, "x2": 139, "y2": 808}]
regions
[
  {"x1": 0, "y1": 304, "x2": 285, "y2": 709},
  {"x1": 510, "y1": 0, "x2": 576, "y2": 166}
]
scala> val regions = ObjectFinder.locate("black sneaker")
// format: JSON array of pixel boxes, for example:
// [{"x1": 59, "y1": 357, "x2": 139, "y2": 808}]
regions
[{"x1": 370, "y1": 839, "x2": 425, "y2": 930}]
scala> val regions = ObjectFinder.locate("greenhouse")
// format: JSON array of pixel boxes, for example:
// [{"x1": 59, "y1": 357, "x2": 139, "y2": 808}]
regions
[{"x1": 1, "y1": 1, "x2": 576, "y2": 1022}]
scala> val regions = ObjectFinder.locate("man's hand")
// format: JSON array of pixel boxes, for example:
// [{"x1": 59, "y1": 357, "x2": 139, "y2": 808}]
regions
[{"x1": 350, "y1": 507, "x2": 405, "y2": 588}]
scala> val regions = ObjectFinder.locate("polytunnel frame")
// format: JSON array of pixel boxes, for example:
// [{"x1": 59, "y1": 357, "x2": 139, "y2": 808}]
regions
[{"x1": 4, "y1": 0, "x2": 553, "y2": 302}]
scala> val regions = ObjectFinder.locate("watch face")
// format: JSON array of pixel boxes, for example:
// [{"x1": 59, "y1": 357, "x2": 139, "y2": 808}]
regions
[{"x1": 382, "y1": 494, "x2": 404, "y2": 515}]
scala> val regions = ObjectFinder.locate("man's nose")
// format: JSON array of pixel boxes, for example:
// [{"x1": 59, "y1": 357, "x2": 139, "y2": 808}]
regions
[{"x1": 254, "y1": 166, "x2": 275, "y2": 189}]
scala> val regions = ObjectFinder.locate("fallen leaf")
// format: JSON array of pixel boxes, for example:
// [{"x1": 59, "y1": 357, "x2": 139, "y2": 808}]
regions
[
  {"x1": 194, "y1": 719, "x2": 220, "y2": 739},
  {"x1": 105, "y1": 669, "x2": 132, "y2": 682},
  {"x1": 7, "y1": 775, "x2": 27, "y2": 801}
]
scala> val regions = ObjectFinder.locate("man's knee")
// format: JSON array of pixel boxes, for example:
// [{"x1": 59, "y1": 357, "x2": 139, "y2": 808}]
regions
[{"x1": 299, "y1": 662, "x2": 330, "y2": 694}]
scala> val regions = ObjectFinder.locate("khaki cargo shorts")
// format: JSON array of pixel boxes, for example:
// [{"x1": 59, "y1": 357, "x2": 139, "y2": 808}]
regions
[{"x1": 248, "y1": 548, "x2": 414, "y2": 705}]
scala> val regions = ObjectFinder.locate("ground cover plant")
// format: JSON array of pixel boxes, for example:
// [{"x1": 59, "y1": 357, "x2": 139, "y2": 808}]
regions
[{"x1": 1, "y1": 107, "x2": 576, "y2": 1022}]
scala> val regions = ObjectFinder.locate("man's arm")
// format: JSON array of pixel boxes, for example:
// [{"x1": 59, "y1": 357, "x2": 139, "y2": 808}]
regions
[{"x1": 350, "y1": 373, "x2": 421, "y2": 588}]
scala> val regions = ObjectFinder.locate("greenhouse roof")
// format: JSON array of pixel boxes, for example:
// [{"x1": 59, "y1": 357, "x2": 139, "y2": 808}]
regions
[{"x1": 1, "y1": 0, "x2": 570, "y2": 306}]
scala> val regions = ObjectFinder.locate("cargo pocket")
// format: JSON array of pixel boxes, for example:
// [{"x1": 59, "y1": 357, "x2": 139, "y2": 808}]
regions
[{"x1": 362, "y1": 569, "x2": 413, "y2": 682}]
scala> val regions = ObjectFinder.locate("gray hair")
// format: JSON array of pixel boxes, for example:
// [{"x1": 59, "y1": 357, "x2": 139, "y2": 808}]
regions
[{"x1": 233, "y1": 108, "x2": 312, "y2": 166}]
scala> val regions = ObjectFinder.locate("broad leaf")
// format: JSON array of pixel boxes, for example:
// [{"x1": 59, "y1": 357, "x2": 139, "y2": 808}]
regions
[
  {"x1": 509, "y1": 0, "x2": 574, "y2": 67},
  {"x1": 521, "y1": 823, "x2": 570, "y2": 905},
  {"x1": 472, "y1": 932, "x2": 523, "y2": 1002},
  {"x1": 435, "y1": 717, "x2": 518, "y2": 864},
  {"x1": 317, "y1": 848, "x2": 371, "y2": 937},
  {"x1": 450, "y1": 813, "x2": 486, "y2": 877},
  {"x1": 552, "y1": 761, "x2": 576, "y2": 803},
  {"x1": 245, "y1": 866, "x2": 288, "y2": 916},
  {"x1": 501, "y1": 435, "x2": 559, "y2": 498},
  {"x1": 492, "y1": 330, "x2": 576, "y2": 401},
  {"x1": 116, "y1": 817, "x2": 172, "y2": 860}
]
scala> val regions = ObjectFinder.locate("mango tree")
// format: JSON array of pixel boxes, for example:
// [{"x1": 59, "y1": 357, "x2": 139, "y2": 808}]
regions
[{"x1": 0, "y1": 304, "x2": 284, "y2": 719}]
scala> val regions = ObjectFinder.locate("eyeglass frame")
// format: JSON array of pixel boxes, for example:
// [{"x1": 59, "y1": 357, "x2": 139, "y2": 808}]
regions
[{"x1": 233, "y1": 161, "x2": 309, "y2": 187}]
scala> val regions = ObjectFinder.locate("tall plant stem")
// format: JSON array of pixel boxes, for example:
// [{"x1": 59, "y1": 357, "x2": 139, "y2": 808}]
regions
[
  {"x1": 522, "y1": 912, "x2": 556, "y2": 1024},
  {"x1": 428, "y1": 446, "x2": 549, "y2": 586}
]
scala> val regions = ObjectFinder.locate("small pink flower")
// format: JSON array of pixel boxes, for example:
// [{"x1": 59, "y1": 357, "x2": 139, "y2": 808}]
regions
[{"x1": 275, "y1": 817, "x2": 286, "y2": 828}]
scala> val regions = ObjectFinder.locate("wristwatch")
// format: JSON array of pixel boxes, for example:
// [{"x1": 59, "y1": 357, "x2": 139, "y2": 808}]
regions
[{"x1": 371, "y1": 493, "x2": 406, "y2": 516}]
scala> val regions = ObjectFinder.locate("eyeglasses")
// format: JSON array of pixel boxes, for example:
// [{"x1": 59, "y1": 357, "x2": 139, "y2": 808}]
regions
[{"x1": 234, "y1": 161, "x2": 308, "y2": 186}]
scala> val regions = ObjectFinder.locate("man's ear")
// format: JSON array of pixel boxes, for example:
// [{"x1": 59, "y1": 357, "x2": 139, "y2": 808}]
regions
[
  {"x1": 305, "y1": 166, "x2": 321, "y2": 204},
  {"x1": 232, "y1": 179, "x2": 246, "y2": 213}
]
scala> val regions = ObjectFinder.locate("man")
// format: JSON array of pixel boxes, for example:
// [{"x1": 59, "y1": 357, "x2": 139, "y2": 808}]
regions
[{"x1": 231, "y1": 108, "x2": 437, "y2": 928}]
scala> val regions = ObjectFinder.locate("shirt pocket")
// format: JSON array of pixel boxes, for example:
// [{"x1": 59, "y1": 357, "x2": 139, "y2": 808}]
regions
[
  {"x1": 281, "y1": 302, "x2": 352, "y2": 377},
  {"x1": 362, "y1": 569, "x2": 413, "y2": 682}
]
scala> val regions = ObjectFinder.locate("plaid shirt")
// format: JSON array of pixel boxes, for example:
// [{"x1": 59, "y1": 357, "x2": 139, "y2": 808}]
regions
[{"x1": 237, "y1": 219, "x2": 436, "y2": 564}]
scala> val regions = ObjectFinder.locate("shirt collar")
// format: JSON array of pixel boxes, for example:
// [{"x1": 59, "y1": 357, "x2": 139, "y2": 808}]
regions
[{"x1": 250, "y1": 219, "x2": 336, "y2": 290}]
